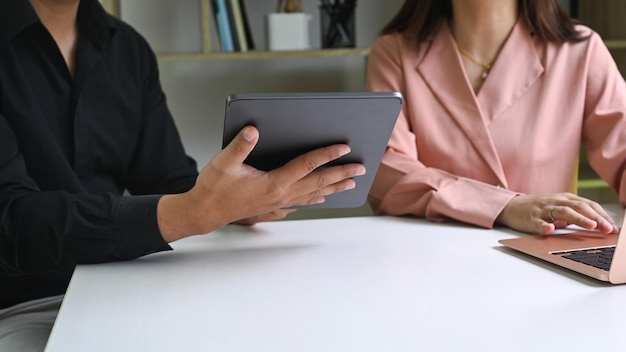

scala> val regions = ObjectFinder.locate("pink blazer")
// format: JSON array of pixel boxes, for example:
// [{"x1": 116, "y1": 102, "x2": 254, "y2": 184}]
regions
[{"x1": 365, "y1": 19, "x2": 626, "y2": 228}]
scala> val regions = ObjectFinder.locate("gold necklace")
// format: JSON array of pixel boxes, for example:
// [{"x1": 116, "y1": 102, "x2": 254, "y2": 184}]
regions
[{"x1": 455, "y1": 44, "x2": 493, "y2": 80}]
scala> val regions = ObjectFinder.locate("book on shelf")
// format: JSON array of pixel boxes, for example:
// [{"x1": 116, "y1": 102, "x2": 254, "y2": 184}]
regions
[
  {"x1": 224, "y1": 0, "x2": 241, "y2": 51},
  {"x1": 212, "y1": 0, "x2": 234, "y2": 52},
  {"x1": 238, "y1": 0, "x2": 255, "y2": 50},
  {"x1": 229, "y1": 0, "x2": 248, "y2": 52},
  {"x1": 210, "y1": 0, "x2": 254, "y2": 52}
]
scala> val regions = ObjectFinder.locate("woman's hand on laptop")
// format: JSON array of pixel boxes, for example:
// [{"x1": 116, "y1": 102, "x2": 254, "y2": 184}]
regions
[
  {"x1": 496, "y1": 193, "x2": 620, "y2": 235},
  {"x1": 157, "y1": 126, "x2": 366, "y2": 241}
]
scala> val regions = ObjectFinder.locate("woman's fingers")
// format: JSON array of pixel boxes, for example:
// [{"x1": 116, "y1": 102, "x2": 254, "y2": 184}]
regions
[
  {"x1": 548, "y1": 197, "x2": 619, "y2": 234},
  {"x1": 499, "y1": 193, "x2": 619, "y2": 235}
]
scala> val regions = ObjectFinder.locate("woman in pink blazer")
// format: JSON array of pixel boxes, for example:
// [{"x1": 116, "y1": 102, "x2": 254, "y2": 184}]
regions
[{"x1": 366, "y1": 0, "x2": 626, "y2": 235}]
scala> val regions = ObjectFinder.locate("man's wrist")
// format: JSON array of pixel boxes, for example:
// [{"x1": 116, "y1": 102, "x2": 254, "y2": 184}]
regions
[{"x1": 156, "y1": 193, "x2": 225, "y2": 242}]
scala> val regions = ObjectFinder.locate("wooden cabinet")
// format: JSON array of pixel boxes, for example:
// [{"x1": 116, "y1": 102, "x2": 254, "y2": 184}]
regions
[{"x1": 574, "y1": 0, "x2": 625, "y2": 202}]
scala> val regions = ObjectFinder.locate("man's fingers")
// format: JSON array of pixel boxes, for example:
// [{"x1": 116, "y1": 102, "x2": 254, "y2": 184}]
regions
[
  {"x1": 298, "y1": 162, "x2": 364, "y2": 194},
  {"x1": 216, "y1": 126, "x2": 259, "y2": 166},
  {"x1": 273, "y1": 144, "x2": 354, "y2": 183},
  {"x1": 283, "y1": 177, "x2": 358, "y2": 208},
  {"x1": 233, "y1": 209, "x2": 297, "y2": 225}
]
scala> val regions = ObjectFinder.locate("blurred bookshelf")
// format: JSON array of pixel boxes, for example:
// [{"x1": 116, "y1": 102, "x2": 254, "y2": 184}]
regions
[{"x1": 100, "y1": 0, "x2": 370, "y2": 61}]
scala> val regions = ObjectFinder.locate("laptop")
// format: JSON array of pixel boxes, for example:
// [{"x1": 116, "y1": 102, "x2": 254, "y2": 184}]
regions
[
  {"x1": 221, "y1": 92, "x2": 403, "y2": 209},
  {"x1": 499, "y1": 209, "x2": 626, "y2": 284}
]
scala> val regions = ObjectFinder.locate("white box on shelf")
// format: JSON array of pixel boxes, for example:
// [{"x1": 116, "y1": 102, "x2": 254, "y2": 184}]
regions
[{"x1": 266, "y1": 13, "x2": 312, "y2": 51}]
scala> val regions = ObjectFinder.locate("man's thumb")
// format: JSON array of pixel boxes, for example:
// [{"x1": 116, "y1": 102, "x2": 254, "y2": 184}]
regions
[{"x1": 221, "y1": 125, "x2": 259, "y2": 164}]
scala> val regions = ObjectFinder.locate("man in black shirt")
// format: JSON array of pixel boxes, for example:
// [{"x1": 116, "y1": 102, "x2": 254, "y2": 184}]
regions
[{"x1": 0, "y1": 0, "x2": 365, "y2": 350}]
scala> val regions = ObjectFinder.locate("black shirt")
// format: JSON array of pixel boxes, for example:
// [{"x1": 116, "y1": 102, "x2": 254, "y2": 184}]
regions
[{"x1": 0, "y1": 0, "x2": 199, "y2": 308}]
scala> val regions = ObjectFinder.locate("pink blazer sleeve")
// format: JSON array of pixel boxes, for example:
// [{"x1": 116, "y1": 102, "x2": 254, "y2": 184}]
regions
[
  {"x1": 365, "y1": 35, "x2": 517, "y2": 228},
  {"x1": 581, "y1": 33, "x2": 626, "y2": 205}
]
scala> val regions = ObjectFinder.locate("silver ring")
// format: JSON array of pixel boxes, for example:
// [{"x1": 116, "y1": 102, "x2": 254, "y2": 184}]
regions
[{"x1": 549, "y1": 207, "x2": 557, "y2": 223}]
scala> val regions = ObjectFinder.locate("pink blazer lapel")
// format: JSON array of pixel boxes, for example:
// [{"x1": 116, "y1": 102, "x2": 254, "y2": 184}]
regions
[
  {"x1": 417, "y1": 22, "x2": 508, "y2": 186},
  {"x1": 478, "y1": 19, "x2": 544, "y2": 120}
]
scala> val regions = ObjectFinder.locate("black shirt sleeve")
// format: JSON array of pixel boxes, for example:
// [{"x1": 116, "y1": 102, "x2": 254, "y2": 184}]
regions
[{"x1": 0, "y1": 114, "x2": 172, "y2": 275}]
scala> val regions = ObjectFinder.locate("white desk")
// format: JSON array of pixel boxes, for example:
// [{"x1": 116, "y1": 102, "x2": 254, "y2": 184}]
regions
[{"x1": 46, "y1": 211, "x2": 626, "y2": 352}]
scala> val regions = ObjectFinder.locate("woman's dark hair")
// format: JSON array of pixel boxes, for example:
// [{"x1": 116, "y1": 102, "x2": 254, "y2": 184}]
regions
[{"x1": 381, "y1": 0, "x2": 587, "y2": 43}]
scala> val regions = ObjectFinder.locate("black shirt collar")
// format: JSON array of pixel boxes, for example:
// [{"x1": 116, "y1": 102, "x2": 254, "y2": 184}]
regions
[
  {"x1": 77, "y1": 0, "x2": 118, "y2": 51},
  {"x1": 0, "y1": 0, "x2": 117, "y2": 50},
  {"x1": 0, "y1": 0, "x2": 39, "y2": 44}
]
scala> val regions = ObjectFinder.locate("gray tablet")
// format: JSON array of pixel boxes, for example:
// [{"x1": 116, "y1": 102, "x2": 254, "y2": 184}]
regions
[{"x1": 221, "y1": 92, "x2": 403, "y2": 209}]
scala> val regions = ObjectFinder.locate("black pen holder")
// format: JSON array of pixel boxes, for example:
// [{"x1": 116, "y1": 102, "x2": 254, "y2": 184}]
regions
[{"x1": 320, "y1": 4, "x2": 356, "y2": 48}]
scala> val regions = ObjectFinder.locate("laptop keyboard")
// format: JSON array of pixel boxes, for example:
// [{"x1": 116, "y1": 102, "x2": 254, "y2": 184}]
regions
[{"x1": 552, "y1": 246, "x2": 616, "y2": 271}]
